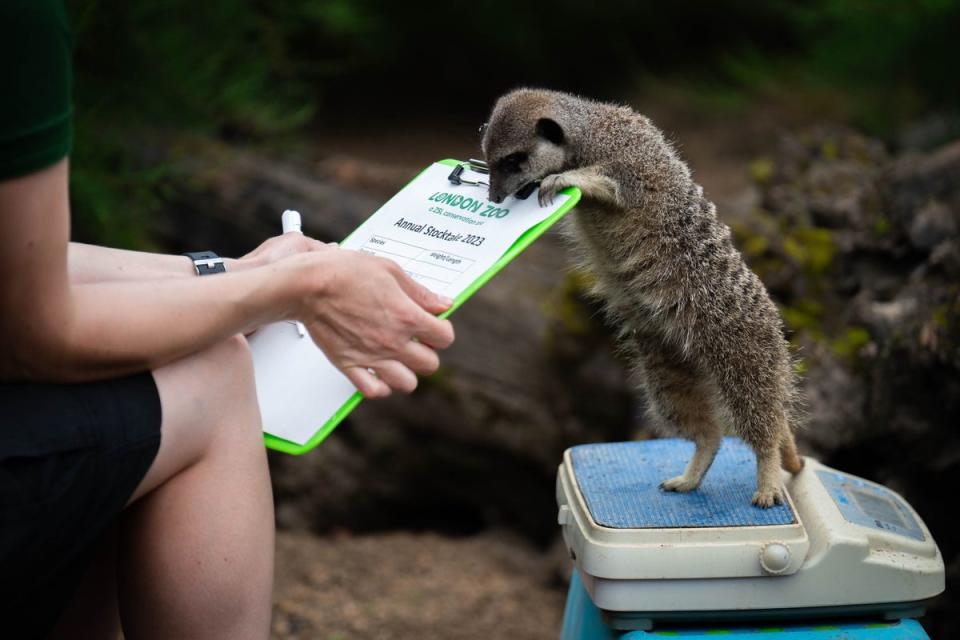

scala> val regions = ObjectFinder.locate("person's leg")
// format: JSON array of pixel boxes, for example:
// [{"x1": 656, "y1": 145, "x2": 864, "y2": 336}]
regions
[
  {"x1": 46, "y1": 525, "x2": 121, "y2": 640},
  {"x1": 119, "y1": 335, "x2": 274, "y2": 639}
]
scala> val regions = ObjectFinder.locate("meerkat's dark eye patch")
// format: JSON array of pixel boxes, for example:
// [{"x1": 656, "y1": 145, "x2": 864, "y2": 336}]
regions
[{"x1": 498, "y1": 152, "x2": 528, "y2": 174}]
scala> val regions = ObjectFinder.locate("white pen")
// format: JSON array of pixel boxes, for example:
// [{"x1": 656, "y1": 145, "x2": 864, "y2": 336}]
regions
[{"x1": 281, "y1": 210, "x2": 308, "y2": 338}]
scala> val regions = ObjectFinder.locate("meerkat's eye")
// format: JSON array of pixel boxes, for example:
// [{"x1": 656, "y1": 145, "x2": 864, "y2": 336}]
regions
[{"x1": 500, "y1": 152, "x2": 528, "y2": 174}]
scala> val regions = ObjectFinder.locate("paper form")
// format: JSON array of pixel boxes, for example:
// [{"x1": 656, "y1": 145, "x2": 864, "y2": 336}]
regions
[{"x1": 250, "y1": 162, "x2": 571, "y2": 446}]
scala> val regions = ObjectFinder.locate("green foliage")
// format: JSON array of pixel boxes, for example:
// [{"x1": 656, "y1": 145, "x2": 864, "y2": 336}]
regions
[
  {"x1": 831, "y1": 326, "x2": 872, "y2": 358},
  {"x1": 69, "y1": 133, "x2": 165, "y2": 248},
  {"x1": 719, "y1": 0, "x2": 960, "y2": 132},
  {"x1": 749, "y1": 158, "x2": 775, "y2": 186},
  {"x1": 67, "y1": 0, "x2": 340, "y2": 247},
  {"x1": 781, "y1": 299, "x2": 826, "y2": 340},
  {"x1": 68, "y1": 0, "x2": 326, "y2": 135},
  {"x1": 63, "y1": 0, "x2": 958, "y2": 248},
  {"x1": 782, "y1": 227, "x2": 835, "y2": 276}
]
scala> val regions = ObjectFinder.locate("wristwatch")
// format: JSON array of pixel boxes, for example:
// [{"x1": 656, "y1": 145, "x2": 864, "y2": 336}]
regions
[{"x1": 183, "y1": 251, "x2": 226, "y2": 276}]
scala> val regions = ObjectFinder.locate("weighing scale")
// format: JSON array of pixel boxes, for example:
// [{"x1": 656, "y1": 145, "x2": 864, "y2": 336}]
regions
[{"x1": 556, "y1": 438, "x2": 944, "y2": 639}]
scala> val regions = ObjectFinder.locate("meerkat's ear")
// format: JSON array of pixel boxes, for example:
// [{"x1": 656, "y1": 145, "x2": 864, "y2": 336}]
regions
[{"x1": 535, "y1": 118, "x2": 565, "y2": 145}]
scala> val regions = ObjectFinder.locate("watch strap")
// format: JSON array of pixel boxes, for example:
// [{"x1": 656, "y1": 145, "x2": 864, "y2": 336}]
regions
[{"x1": 183, "y1": 251, "x2": 226, "y2": 276}]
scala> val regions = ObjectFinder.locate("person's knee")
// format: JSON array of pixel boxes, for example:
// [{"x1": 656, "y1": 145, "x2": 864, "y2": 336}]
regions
[
  {"x1": 151, "y1": 335, "x2": 261, "y2": 466},
  {"x1": 206, "y1": 333, "x2": 254, "y2": 386},
  {"x1": 202, "y1": 334, "x2": 262, "y2": 436}
]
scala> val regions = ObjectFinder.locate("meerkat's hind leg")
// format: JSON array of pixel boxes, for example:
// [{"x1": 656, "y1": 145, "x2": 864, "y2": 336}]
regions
[
  {"x1": 660, "y1": 427, "x2": 723, "y2": 493},
  {"x1": 634, "y1": 346, "x2": 722, "y2": 493}
]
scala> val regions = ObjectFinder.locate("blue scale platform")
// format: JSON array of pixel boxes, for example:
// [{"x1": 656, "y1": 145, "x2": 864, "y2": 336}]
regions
[{"x1": 569, "y1": 438, "x2": 795, "y2": 528}]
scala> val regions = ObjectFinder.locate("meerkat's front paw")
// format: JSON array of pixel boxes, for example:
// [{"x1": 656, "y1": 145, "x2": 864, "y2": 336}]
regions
[
  {"x1": 659, "y1": 475, "x2": 701, "y2": 493},
  {"x1": 538, "y1": 173, "x2": 568, "y2": 207},
  {"x1": 751, "y1": 486, "x2": 784, "y2": 508}
]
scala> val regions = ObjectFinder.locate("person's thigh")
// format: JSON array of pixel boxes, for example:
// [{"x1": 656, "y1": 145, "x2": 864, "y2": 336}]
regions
[{"x1": 129, "y1": 334, "x2": 262, "y2": 504}]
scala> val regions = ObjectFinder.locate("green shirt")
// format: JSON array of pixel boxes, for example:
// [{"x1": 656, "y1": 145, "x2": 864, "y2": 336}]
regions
[{"x1": 0, "y1": 0, "x2": 73, "y2": 180}]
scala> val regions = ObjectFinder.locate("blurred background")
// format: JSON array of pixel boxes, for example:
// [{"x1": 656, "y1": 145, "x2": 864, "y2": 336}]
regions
[{"x1": 66, "y1": 1, "x2": 959, "y2": 637}]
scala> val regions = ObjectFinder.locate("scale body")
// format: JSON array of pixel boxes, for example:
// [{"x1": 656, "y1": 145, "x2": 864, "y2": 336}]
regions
[{"x1": 556, "y1": 438, "x2": 944, "y2": 637}]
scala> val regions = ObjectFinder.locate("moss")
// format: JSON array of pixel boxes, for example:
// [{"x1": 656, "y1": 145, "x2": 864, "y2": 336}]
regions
[
  {"x1": 780, "y1": 300, "x2": 826, "y2": 339},
  {"x1": 541, "y1": 270, "x2": 597, "y2": 342},
  {"x1": 749, "y1": 158, "x2": 775, "y2": 185},
  {"x1": 782, "y1": 236, "x2": 806, "y2": 262},
  {"x1": 742, "y1": 234, "x2": 770, "y2": 257},
  {"x1": 831, "y1": 326, "x2": 872, "y2": 358},
  {"x1": 821, "y1": 139, "x2": 839, "y2": 161},
  {"x1": 931, "y1": 304, "x2": 949, "y2": 328},
  {"x1": 782, "y1": 227, "x2": 835, "y2": 274},
  {"x1": 873, "y1": 216, "x2": 890, "y2": 237},
  {"x1": 750, "y1": 256, "x2": 786, "y2": 281}
]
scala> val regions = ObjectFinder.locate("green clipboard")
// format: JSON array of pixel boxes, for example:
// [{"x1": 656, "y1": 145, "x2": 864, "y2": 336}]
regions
[{"x1": 263, "y1": 158, "x2": 581, "y2": 455}]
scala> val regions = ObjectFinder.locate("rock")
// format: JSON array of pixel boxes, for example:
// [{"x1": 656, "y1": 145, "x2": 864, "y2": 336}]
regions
[
  {"x1": 909, "y1": 200, "x2": 957, "y2": 250},
  {"x1": 742, "y1": 127, "x2": 960, "y2": 639},
  {"x1": 929, "y1": 239, "x2": 960, "y2": 278},
  {"x1": 798, "y1": 344, "x2": 868, "y2": 455},
  {"x1": 805, "y1": 161, "x2": 883, "y2": 229},
  {"x1": 148, "y1": 143, "x2": 384, "y2": 254},
  {"x1": 883, "y1": 139, "x2": 960, "y2": 237}
]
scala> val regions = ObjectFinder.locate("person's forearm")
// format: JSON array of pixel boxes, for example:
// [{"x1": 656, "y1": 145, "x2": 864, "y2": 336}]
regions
[
  {"x1": 68, "y1": 242, "x2": 249, "y2": 284},
  {"x1": 14, "y1": 259, "x2": 311, "y2": 382}
]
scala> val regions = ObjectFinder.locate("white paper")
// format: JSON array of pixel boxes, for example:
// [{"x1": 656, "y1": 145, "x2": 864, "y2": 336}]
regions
[{"x1": 251, "y1": 162, "x2": 570, "y2": 445}]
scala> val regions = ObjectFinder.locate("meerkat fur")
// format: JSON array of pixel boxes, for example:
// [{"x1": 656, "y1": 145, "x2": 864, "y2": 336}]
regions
[{"x1": 481, "y1": 88, "x2": 804, "y2": 507}]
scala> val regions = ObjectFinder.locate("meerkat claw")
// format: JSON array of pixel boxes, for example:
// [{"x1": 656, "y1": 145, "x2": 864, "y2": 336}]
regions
[
  {"x1": 751, "y1": 487, "x2": 784, "y2": 508},
  {"x1": 660, "y1": 476, "x2": 700, "y2": 493},
  {"x1": 538, "y1": 174, "x2": 564, "y2": 207}
]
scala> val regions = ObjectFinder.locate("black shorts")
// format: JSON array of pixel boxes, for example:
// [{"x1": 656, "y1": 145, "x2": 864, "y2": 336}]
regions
[{"x1": 0, "y1": 372, "x2": 162, "y2": 639}]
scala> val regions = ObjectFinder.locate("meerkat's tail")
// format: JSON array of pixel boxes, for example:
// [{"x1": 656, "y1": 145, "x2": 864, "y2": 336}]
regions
[
  {"x1": 780, "y1": 432, "x2": 804, "y2": 474},
  {"x1": 780, "y1": 351, "x2": 807, "y2": 475}
]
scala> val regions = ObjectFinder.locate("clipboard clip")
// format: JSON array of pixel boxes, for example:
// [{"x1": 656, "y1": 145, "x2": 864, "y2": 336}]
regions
[
  {"x1": 448, "y1": 159, "x2": 490, "y2": 188},
  {"x1": 447, "y1": 159, "x2": 539, "y2": 200}
]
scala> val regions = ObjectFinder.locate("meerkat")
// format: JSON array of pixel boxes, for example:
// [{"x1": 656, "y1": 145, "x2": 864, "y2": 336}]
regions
[{"x1": 481, "y1": 88, "x2": 804, "y2": 507}]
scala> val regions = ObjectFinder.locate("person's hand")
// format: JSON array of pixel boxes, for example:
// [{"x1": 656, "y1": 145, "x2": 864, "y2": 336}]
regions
[
  {"x1": 287, "y1": 250, "x2": 455, "y2": 398},
  {"x1": 241, "y1": 233, "x2": 334, "y2": 269}
]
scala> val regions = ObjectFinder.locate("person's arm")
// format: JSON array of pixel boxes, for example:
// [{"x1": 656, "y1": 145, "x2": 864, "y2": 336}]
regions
[
  {"x1": 68, "y1": 233, "x2": 334, "y2": 284},
  {"x1": 68, "y1": 243, "x2": 198, "y2": 282},
  {"x1": 0, "y1": 159, "x2": 453, "y2": 397}
]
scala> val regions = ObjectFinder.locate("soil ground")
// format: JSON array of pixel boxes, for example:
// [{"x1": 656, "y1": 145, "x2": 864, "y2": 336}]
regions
[{"x1": 272, "y1": 530, "x2": 566, "y2": 640}]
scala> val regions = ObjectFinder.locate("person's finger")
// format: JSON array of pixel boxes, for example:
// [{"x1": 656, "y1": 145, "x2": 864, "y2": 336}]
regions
[
  {"x1": 305, "y1": 237, "x2": 333, "y2": 251},
  {"x1": 368, "y1": 360, "x2": 418, "y2": 394},
  {"x1": 398, "y1": 340, "x2": 441, "y2": 375},
  {"x1": 409, "y1": 312, "x2": 455, "y2": 350},
  {"x1": 393, "y1": 270, "x2": 454, "y2": 315},
  {"x1": 344, "y1": 366, "x2": 391, "y2": 399}
]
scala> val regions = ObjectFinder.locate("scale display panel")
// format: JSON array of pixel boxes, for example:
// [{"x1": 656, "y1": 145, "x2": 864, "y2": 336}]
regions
[{"x1": 815, "y1": 470, "x2": 925, "y2": 541}]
